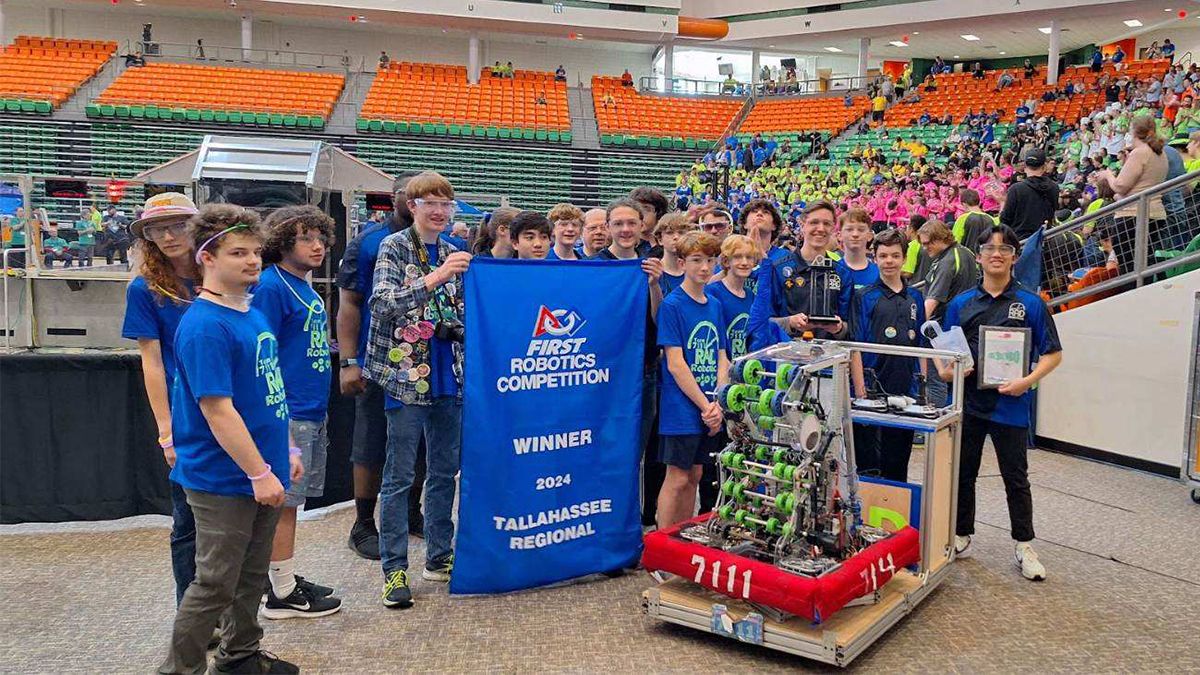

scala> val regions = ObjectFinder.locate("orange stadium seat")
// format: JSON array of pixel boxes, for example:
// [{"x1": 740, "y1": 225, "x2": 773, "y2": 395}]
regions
[
  {"x1": 0, "y1": 36, "x2": 116, "y2": 112},
  {"x1": 592, "y1": 75, "x2": 742, "y2": 147},
  {"x1": 739, "y1": 95, "x2": 871, "y2": 136},
  {"x1": 884, "y1": 59, "x2": 1170, "y2": 125},
  {"x1": 358, "y1": 62, "x2": 571, "y2": 142},
  {"x1": 93, "y1": 63, "x2": 345, "y2": 127}
]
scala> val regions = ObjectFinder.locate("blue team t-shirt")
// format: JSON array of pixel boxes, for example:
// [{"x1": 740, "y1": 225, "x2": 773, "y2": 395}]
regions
[
  {"x1": 546, "y1": 247, "x2": 581, "y2": 261},
  {"x1": 251, "y1": 266, "x2": 332, "y2": 421},
  {"x1": 836, "y1": 257, "x2": 880, "y2": 292},
  {"x1": 706, "y1": 280, "x2": 755, "y2": 361},
  {"x1": 659, "y1": 269, "x2": 685, "y2": 298},
  {"x1": 121, "y1": 276, "x2": 196, "y2": 388},
  {"x1": 743, "y1": 245, "x2": 790, "y2": 297},
  {"x1": 170, "y1": 299, "x2": 290, "y2": 496},
  {"x1": 657, "y1": 289, "x2": 728, "y2": 435},
  {"x1": 385, "y1": 243, "x2": 460, "y2": 410}
]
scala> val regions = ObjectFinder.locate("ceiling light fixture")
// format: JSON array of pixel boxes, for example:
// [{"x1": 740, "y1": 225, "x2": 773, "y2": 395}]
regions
[
  {"x1": 960, "y1": 34, "x2": 981, "y2": 41},
  {"x1": 823, "y1": 46, "x2": 844, "y2": 52},
  {"x1": 888, "y1": 41, "x2": 908, "y2": 47},
  {"x1": 999, "y1": 51, "x2": 1007, "y2": 54},
  {"x1": 953, "y1": 55, "x2": 960, "y2": 59},
  {"x1": 911, "y1": 31, "x2": 920, "y2": 35},
  {"x1": 1123, "y1": 19, "x2": 1142, "y2": 27},
  {"x1": 1038, "y1": 26, "x2": 1052, "y2": 34}
]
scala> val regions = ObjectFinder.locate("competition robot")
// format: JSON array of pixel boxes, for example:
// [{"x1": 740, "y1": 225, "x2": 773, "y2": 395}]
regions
[{"x1": 642, "y1": 339, "x2": 922, "y2": 623}]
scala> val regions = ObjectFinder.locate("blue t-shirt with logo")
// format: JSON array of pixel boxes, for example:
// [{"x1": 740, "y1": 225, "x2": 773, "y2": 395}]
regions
[
  {"x1": 252, "y1": 266, "x2": 332, "y2": 422},
  {"x1": 743, "y1": 245, "x2": 790, "y2": 297},
  {"x1": 121, "y1": 276, "x2": 196, "y2": 389},
  {"x1": 836, "y1": 257, "x2": 880, "y2": 292},
  {"x1": 706, "y1": 280, "x2": 755, "y2": 361},
  {"x1": 657, "y1": 289, "x2": 728, "y2": 435},
  {"x1": 385, "y1": 243, "x2": 459, "y2": 410},
  {"x1": 170, "y1": 299, "x2": 290, "y2": 496}
]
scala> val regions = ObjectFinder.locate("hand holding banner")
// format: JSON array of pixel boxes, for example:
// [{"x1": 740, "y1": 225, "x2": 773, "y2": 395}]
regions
[{"x1": 450, "y1": 258, "x2": 648, "y2": 594}]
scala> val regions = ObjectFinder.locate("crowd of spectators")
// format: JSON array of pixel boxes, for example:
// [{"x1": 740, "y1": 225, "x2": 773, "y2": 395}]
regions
[{"x1": 1, "y1": 203, "x2": 135, "y2": 269}]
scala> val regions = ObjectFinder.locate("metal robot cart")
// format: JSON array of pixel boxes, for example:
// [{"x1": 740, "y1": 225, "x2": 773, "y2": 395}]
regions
[
  {"x1": 1184, "y1": 292, "x2": 1200, "y2": 504},
  {"x1": 641, "y1": 339, "x2": 968, "y2": 667}
]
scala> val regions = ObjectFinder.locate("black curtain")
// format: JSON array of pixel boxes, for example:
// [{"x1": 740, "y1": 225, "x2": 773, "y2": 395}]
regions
[{"x1": 1, "y1": 352, "x2": 354, "y2": 524}]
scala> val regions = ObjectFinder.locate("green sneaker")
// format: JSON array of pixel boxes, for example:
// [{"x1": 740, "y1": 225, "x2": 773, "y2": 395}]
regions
[
  {"x1": 422, "y1": 554, "x2": 453, "y2": 582},
  {"x1": 382, "y1": 570, "x2": 413, "y2": 609}
]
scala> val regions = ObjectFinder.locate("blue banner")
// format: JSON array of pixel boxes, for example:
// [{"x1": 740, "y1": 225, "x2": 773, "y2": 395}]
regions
[{"x1": 450, "y1": 258, "x2": 647, "y2": 595}]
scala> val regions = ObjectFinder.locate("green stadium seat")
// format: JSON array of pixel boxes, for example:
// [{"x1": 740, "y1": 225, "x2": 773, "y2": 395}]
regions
[
  {"x1": 229, "y1": 111, "x2": 243, "y2": 124},
  {"x1": 409, "y1": 122, "x2": 423, "y2": 135},
  {"x1": 448, "y1": 124, "x2": 461, "y2": 136},
  {"x1": 255, "y1": 113, "x2": 270, "y2": 126},
  {"x1": 485, "y1": 127, "x2": 498, "y2": 139},
  {"x1": 186, "y1": 109, "x2": 201, "y2": 122},
  {"x1": 422, "y1": 123, "x2": 436, "y2": 135},
  {"x1": 310, "y1": 117, "x2": 324, "y2": 129},
  {"x1": 601, "y1": 134, "x2": 613, "y2": 145},
  {"x1": 635, "y1": 136, "x2": 649, "y2": 148},
  {"x1": 214, "y1": 110, "x2": 228, "y2": 123},
  {"x1": 685, "y1": 139, "x2": 697, "y2": 150},
  {"x1": 269, "y1": 113, "x2": 284, "y2": 126},
  {"x1": 393, "y1": 121, "x2": 407, "y2": 133},
  {"x1": 283, "y1": 114, "x2": 297, "y2": 128},
  {"x1": 382, "y1": 120, "x2": 397, "y2": 133},
  {"x1": 199, "y1": 110, "x2": 214, "y2": 122},
  {"x1": 145, "y1": 105, "x2": 161, "y2": 120},
  {"x1": 548, "y1": 130, "x2": 560, "y2": 142},
  {"x1": 561, "y1": 132, "x2": 572, "y2": 143},
  {"x1": 611, "y1": 134, "x2": 624, "y2": 146},
  {"x1": 85, "y1": 103, "x2": 100, "y2": 118},
  {"x1": 356, "y1": 119, "x2": 369, "y2": 132},
  {"x1": 521, "y1": 129, "x2": 535, "y2": 140},
  {"x1": 498, "y1": 128, "x2": 511, "y2": 139},
  {"x1": 535, "y1": 129, "x2": 547, "y2": 141},
  {"x1": 368, "y1": 120, "x2": 383, "y2": 132},
  {"x1": 113, "y1": 105, "x2": 129, "y2": 118},
  {"x1": 34, "y1": 101, "x2": 51, "y2": 114}
]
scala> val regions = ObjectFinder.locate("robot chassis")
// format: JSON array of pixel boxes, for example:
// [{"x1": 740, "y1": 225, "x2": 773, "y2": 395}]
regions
[{"x1": 680, "y1": 340, "x2": 889, "y2": 579}]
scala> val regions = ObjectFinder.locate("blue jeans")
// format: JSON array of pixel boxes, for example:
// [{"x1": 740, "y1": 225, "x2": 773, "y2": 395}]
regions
[
  {"x1": 380, "y1": 398, "x2": 462, "y2": 575},
  {"x1": 170, "y1": 479, "x2": 197, "y2": 606}
]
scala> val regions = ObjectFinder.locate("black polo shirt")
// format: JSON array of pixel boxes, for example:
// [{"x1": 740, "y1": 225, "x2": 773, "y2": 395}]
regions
[
  {"x1": 849, "y1": 280, "x2": 928, "y2": 396},
  {"x1": 943, "y1": 279, "x2": 1062, "y2": 427}
]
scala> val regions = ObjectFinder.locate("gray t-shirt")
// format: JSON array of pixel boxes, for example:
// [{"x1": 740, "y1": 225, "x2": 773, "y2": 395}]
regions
[{"x1": 924, "y1": 244, "x2": 980, "y2": 319}]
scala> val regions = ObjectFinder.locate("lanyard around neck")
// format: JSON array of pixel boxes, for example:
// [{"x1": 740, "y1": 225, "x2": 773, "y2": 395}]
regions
[{"x1": 274, "y1": 266, "x2": 325, "y2": 315}]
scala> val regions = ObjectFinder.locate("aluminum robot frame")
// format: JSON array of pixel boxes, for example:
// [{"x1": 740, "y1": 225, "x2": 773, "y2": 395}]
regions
[{"x1": 641, "y1": 339, "x2": 969, "y2": 667}]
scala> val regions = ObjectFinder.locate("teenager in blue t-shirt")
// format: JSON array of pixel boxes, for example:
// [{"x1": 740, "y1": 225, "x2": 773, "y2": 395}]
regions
[
  {"x1": 655, "y1": 213, "x2": 691, "y2": 298},
  {"x1": 656, "y1": 231, "x2": 729, "y2": 531},
  {"x1": 546, "y1": 203, "x2": 584, "y2": 260},
  {"x1": 121, "y1": 192, "x2": 199, "y2": 607},
  {"x1": 252, "y1": 206, "x2": 342, "y2": 620},
  {"x1": 835, "y1": 209, "x2": 880, "y2": 291},
  {"x1": 161, "y1": 205, "x2": 302, "y2": 675}
]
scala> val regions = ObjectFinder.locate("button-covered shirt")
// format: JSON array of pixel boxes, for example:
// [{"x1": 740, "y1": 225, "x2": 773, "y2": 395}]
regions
[
  {"x1": 942, "y1": 280, "x2": 1062, "y2": 427},
  {"x1": 747, "y1": 249, "x2": 852, "y2": 350}
]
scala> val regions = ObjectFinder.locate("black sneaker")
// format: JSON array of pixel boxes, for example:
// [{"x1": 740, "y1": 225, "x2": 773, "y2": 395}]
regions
[
  {"x1": 422, "y1": 554, "x2": 453, "y2": 582},
  {"x1": 213, "y1": 650, "x2": 299, "y2": 674},
  {"x1": 349, "y1": 520, "x2": 381, "y2": 560},
  {"x1": 382, "y1": 569, "x2": 413, "y2": 609},
  {"x1": 409, "y1": 510, "x2": 425, "y2": 539},
  {"x1": 294, "y1": 575, "x2": 334, "y2": 598},
  {"x1": 261, "y1": 583, "x2": 342, "y2": 620}
]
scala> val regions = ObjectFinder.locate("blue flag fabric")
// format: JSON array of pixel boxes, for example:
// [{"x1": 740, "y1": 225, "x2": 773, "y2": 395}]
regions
[
  {"x1": 450, "y1": 258, "x2": 647, "y2": 595},
  {"x1": 1015, "y1": 226, "x2": 1044, "y2": 291}
]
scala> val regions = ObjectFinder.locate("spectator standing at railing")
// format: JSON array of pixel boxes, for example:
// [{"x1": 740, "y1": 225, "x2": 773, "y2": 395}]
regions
[
  {"x1": 1111, "y1": 45, "x2": 1127, "y2": 72},
  {"x1": 379, "y1": 51, "x2": 389, "y2": 70},
  {"x1": 100, "y1": 206, "x2": 131, "y2": 265},
  {"x1": 1161, "y1": 133, "x2": 1193, "y2": 251},
  {"x1": 72, "y1": 207, "x2": 96, "y2": 266},
  {"x1": 195, "y1": 39, "x2": 205, "y2": 60},
  {"x1": 621, "y1": 69, "x2": 634, "y2": 87},
  {"x1": 1094, "y1": 115, "x2": 1167, "y2": 272},
  {"x1": 1162, "y1": 39, "x2": 1176, "y2": 64},
  {"x1": 555, "y1": 65, "x2": 566, "y2": 82},
  {"x1": 1000, "y1": 148, "x2": 1058, "y2": 240}
]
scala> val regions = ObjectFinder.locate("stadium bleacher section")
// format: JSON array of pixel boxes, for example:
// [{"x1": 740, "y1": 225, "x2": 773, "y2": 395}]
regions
[
  {"x1": 90, "y1": 63, "x2": 344, "y2": 128},
  {"x1": 0, "y1": 36, "x2": 116, "y2": 113},
  {"x1": 358, "y1": 62, "x2": 570, "y2": 142},
  {"x1": 592, "y1": 76, "x2": 741, "y2": 148},
  {"x1": 739, "y1": 95, "x2": 871, "y2": 137}
]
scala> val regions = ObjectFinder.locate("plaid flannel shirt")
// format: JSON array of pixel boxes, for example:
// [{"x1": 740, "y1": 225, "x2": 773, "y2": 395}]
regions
[{"x1": 364, "y1": 227, "x2": 465, "y2": 406}]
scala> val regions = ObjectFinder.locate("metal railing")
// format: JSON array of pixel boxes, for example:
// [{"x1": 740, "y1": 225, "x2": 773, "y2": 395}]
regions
[
  {"x1": 135, "y1": 40, "x2": 364, "y2": 73},
  {"x1": 3, "y1": 247, "x2": 27, "y2": 350},
  {"x1": 638, "y1": 75, "x2": 746, "y2": 97},
  {"x1": 1030, "y1": 167, "x2": 1200, "y2": 310},
  {"x1": 749, "y1": 75, "x2": 871, "y2": 98}
]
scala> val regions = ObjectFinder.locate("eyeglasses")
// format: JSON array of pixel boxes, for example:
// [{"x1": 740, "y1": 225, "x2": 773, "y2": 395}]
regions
[
  {"x1": 296, "y1": 234, "x2": 330, "y2": 246},
  {"x1": 413, "y1": 198, "x2": 459, "y2": 214},
  {"x1": 980, "y1": 244, "x2": 1016, "y2": 255},
  {"x1": 143, "y1": 221, "x2": 188, "y2": 241},
  {"x1": 700, "y1": 221, "x2": 730, "y2": 232}
]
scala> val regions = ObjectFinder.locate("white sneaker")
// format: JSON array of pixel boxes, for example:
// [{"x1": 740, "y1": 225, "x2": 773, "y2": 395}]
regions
[
  {"x1": 1015, "y1": 542, "x2": 1046, "y2": 581},
  {"x1": 953, "y1": 535, "x2": 972, "y2": 558}
]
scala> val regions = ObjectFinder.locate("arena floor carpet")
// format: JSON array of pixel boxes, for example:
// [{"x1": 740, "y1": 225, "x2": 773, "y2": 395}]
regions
[{"x1": 2, "y1": 446, "x2": 1198, "y2": 673}]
